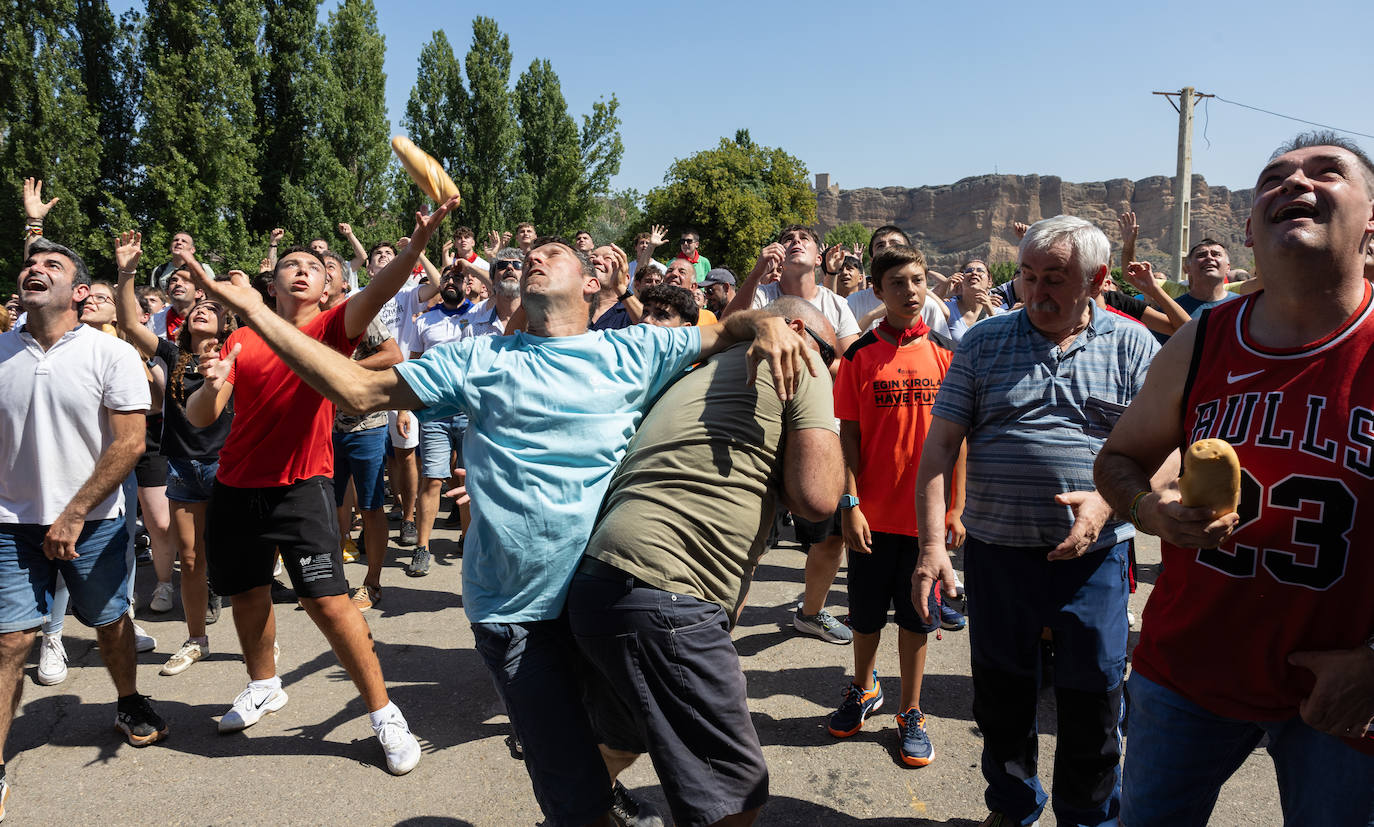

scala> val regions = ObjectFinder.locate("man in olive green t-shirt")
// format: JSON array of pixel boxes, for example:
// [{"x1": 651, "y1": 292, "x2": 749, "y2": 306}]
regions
[{"x1": 565, "y1": 296, "x2": 842, "y2": 826}]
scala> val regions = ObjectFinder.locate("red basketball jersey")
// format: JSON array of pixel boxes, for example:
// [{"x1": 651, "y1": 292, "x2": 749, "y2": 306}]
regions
[{"x1": 1132, "y1": 284, "x2": 1374, "y2": 753}]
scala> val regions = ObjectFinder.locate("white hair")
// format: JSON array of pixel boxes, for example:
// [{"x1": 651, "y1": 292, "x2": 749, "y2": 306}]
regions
[{"x1": 1019, "y1": 215, "x2": 1110, "y2": 286}]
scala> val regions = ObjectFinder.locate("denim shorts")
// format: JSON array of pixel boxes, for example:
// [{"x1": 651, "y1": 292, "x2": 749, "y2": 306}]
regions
[
  {"x1": 166, "y1": 458, "x2": 219, "y2": 504},
  {"x1": 332, "y1": 427, "x2": 387, "y2": 510},
  {"x1": 0, "y1": 518, "x2": 132, "y2": 632},
  {"x1": 419, "y1": 414, "x2": 467, "y2": 480},
  {"x1": 471, "y1": 618, "x2": 611, "y2": 826}
]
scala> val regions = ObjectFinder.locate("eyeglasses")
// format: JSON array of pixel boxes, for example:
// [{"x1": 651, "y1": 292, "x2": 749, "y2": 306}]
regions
[
  {"x1": 786, "y1": 318, "x2": 836, "y2": 367},
  {"x1": 680, "y1": 238, "x2": 697, "y2": 245},
  {"x1": 494, "y1": 260, "x2": 522, "y2": 272},
  {"x1": 86, "y1": 295, "x2": 113, "y2": 305}
]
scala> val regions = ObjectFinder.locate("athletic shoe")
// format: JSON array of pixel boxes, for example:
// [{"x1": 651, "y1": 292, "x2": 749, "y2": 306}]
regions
[
  {"x1": 388, "y1": 507, "x2": 402, "y2": 523},
  {"x1": 940, "y1": 602, "x2": 967, "y2": 632},
  {"x1": 274, "y1": 641, "x2": 280, "y2": 668},
  {"x1": 897, "y1": 707, "x2": 935, "y2": 767},
  {"x1": 828, "y1": 671, "x2": 884, "y2": 737},
  {"x1": 398, "y1": 520, "x2": 418, "y2": 547},
  {"x1": 36, "y1": 633, "x2": 68, "y2": 686},
  {"x1": 115, "y1": 693, "x2": 169, "y2": 746},
  {"x1": 218, "y1": 683, "x2": 288, "y2": 733},
  {"x1": 407, "y1": 547, "x2": 431, "y2": 577},
  {"x1": 206, "y1": 585, "x2": 221, "y2": 625},
  {"x1": 981, "y1": 813, "x2": 1038, "y2": 827},
  {"x1": 341, "y1": 537, "x2": 359, "y2": 563},
  {"x1": 132, "y1": 622, "x2": 157, "y2": 653},
  {"x1": 351, "y1": 583, "x2": 379, "y2": 611},
  {"x1": 149, "y1": 581, "x2": 175, "y2": 613},
  {"x1": 273, "y1": 554, "x2": 285, "y2": 578},
  {"x1": 793, "y1": 605, "x2": 853, "y2": 644},
  {"x1": 159, "y1": 640, "x2": 207, "y2": 676},
  {"x1": 609, "y1": 779, "x2": 666, "y2": 827},
  {"x1": 0, "y1": 774, "x2": 9, "y2": 821},
  {"x1": 372, "y1": 711, "x2": 421, "y2": 775}
]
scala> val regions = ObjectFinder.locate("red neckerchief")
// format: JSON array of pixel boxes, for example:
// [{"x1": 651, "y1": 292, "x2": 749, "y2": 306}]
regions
[
  {"x1": 676, "y1": 251, "x2": 699, "y2": 265},
  {"x1": 878, "y1": 317, "x2": 930, "y2": 345},
  {"x1": 411, "y1": 263, "x2": 424, "y2": 276},
  {"x1": 464, "y1": 251, "x2": 478, "y2": 264},
  {"x1": 165, "y1": 308, "x2": 186, "y2": 340}
]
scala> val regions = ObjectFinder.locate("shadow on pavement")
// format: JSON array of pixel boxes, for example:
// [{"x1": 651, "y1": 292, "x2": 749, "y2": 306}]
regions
[{"x1": 760, "y1": 796, "x2": 983, "y2": 825}]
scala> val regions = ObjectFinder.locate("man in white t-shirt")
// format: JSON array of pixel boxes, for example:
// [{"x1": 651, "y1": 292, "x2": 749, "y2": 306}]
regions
[
  {"x1": 0, "y1": 238, "x2": 167, "y2": 818},
  {"x1": 725, "y1": 224, "x2": 862, "y2": 357}
]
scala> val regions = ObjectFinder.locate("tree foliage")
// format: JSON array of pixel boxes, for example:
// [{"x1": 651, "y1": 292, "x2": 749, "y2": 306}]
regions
[
  {"x1": 824, "y1": 221, "x2": 869, "y2": 252},
  {"x1": 643, "y1": 130, "x2": 815, "y2": 277}
]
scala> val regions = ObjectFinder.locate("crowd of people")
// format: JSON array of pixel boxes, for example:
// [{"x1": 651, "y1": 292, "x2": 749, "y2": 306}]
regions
[{"x1": 1, "y1": 130, "x2": 1371, "y2": 826}]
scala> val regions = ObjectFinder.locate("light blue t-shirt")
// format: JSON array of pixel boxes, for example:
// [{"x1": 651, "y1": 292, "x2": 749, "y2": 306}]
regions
[{"x1": 394, "y1": 324, "x2": 701, "y2": 623}]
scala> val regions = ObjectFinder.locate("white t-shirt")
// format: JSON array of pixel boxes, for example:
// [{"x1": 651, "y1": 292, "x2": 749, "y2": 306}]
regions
[
  {"x1": 750, "y1": 282, "x2": 861, "y2": 340},
  {"x1": 846, "y1": 289, "x2": 951, "y2": 338},
  {"x1": 379, "y1": 277, "x2": 429, "y2": 357},
  {"x1": 628, "y1": 259, "x2": 667, "y2": 278},
  {"x1": 414, "y1": 302, "x2": 473, "y2": 354},
  {"x1": 0, "y1": 324, "x2": 151, "y2": 524}
]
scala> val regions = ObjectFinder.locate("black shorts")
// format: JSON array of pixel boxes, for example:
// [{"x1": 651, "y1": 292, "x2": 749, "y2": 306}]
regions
[
  {"x1": 793, "y1": 507, "x2": 842, "y2": 548},
  {"x1": 847, "y1": 531, "x2": 940, "y2": 635},
  {"x1": 135, "y1": 451, "x2": 168, "y2": 488},
  {"x1": 205, "y1": 475, "x2": 348, "y2": 599},
  {"x1": 567, "y1": 563, "x2": 769, "y2": 826}
]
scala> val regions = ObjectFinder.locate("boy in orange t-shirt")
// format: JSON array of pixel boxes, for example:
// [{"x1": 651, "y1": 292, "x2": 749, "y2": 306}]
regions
[{"x1": 826, "y1": 244, "x2": 964, "y2": 768}]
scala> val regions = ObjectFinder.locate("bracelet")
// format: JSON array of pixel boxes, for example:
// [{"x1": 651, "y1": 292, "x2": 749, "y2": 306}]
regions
[
  {"x1": 617, "y1": 290, "x2": 633, "y2": 302},
  {"x1": 24, "y1": 226, "x2": 42, "y2": 238},
  {"x1": 1128, "y1": 490, "x2": 1151, "y2": 531},
  {"x1": 118, "y1": 269, "x2": 136, "y2": 277}
]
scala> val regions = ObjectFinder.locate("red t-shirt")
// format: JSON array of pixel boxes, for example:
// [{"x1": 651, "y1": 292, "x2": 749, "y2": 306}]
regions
[
  {"x1": 215, "y1": 301, "x2": 360, "y2": 488},
  {"x1": 833, "y1": 329, "x2": 953, "y2": 536},
  {"x1": 1132, "y1": 288, "x2": 1374, "y2": 754}
]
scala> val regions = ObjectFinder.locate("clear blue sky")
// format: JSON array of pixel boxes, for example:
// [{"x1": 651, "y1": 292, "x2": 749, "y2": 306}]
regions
[{"x1": 122, "y1": 0, "x2": 1374, "y2": 195}]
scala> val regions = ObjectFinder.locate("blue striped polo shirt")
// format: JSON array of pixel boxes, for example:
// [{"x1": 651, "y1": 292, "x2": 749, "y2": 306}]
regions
[{"x1": 931, "y1": 303, "x2": 1159, "y2": 549}]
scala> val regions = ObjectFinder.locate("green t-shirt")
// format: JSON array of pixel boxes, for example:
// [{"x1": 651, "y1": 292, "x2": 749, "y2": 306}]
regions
[{"x1": 584, "y1": 343, "x2": 837, "y2": 615}]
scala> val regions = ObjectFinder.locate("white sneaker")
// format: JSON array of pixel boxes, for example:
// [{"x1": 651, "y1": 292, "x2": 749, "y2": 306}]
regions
[
  {"x1": 273, "y1": 554, "x2": 285, "y2": 578},
  {"x1": 160, "y1": 639, "x2": 208, "y2": 676},
  {"x1": 132, "y1": 622, "x2": 157, "y2": 653},
  {"x1": 36, "y1": 633, "x2": 68, "y2": 685},
  {"x1": 218, "y1": 683, "x2": 288, "y2": 733},
  {"x1": 149, "y1": 581, "x2": 175, "y2": 613},
  {"x1": 373, "y1": 712, "x2": 421, "y2": 775}
]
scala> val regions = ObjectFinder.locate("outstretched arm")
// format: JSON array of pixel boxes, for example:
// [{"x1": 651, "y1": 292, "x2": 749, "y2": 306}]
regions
[
  {"x1": 697, "y1": 309, "x2": 817, "y2": 401},
  {"x1": 112, "y1": 231, "x2": 159, "y2": 358},
  {"x1": 722, "y1": 243, "x2": 784, "y2": 318},
  {"x1": 22, "y1": 177, "x2": 59, "y2": 260},
  {"x1": 345, "y1": 197, "x2": 457, "y2": 338}
]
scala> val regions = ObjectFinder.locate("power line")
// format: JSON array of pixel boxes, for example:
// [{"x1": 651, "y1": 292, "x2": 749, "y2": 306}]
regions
[{"x1": 1212, "y1": 95, "x2": 1374, "y2": 140}]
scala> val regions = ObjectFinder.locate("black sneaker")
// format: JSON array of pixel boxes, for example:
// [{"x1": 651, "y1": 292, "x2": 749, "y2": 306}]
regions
[
  {"x1": 116, "y1": 693, "x2": 168, "y2": 747},
  {"x1": 399, "y1": 520, "x2": 418, "y2": 546},
  {"x1": 609, "y1": 779, "x2": 665, "y2": 827},
  {"x1": 407, "y1": 546, "x2": 432, "y2": 577},
  {"x1": 444, "y1": 503, "x2": 462, "y2": 527},
  {"x1": 205, "y1": 584, "x2": 221, "y2": 625}
]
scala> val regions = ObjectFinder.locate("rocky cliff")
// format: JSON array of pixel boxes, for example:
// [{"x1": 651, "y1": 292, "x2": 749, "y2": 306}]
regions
[{"x1": 814, "y1": 173, "x2": 1255, "y2": 276}]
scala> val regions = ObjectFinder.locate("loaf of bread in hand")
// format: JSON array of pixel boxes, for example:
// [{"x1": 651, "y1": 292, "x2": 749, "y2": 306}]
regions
[
  {"x1": 391, "y1": 135, "x2": 459, "y2": 205},
  {"x1": 1179, "y1": 438, "x2": 1241, "y2": 516}
]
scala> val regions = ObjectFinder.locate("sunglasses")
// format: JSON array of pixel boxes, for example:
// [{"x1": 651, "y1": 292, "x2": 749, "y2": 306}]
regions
[
  {"x1": 494, "y1": 260, "x2": 523, "y2": 272},
  {"x1": 787, "y1": 318, "x2": 836, "y2": 367}
]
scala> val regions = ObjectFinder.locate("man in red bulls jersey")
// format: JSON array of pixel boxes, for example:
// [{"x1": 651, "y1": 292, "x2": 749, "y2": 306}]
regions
[{"x1": 1097, "y1": 131, "x2": 1374, "y2": 826}]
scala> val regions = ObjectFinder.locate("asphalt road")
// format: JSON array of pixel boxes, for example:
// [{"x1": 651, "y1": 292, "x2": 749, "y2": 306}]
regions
[{"x1": 11, "y1": 524, "x2": 1280, "y2": 825}]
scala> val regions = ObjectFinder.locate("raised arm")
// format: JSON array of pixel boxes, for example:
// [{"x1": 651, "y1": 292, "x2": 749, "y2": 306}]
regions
[
  {"x1": 184, "y1": 265, "x2": 422, "y2": 416},
  {"x1": 1094, "y1": 322, "x2": 1238, "y2": 548},
  {"x1": 339, "y1": 223, "x2": 368, "y2": 272},
  {"x1": 722, "y1": 243, "x2": 784, "y2": 318},
  {"x1": 1124, "y1": 260, "x2": 1191, "y2": 335},
  {"x1": 22, "y1": 177, "x2": 59, "y2": 260},
  {"x1": 606, "y1": 243, "x2": 642, "y2": 322},
  {"x1": 112, "y1": 231, "x2": 159, "y2": 358},
  {"x1": 1117, "y1": 208, "x2": 1138, "y2": 274},
  {"x1": 344, "y1": 197, "x2": 457, "y2": 338},
  {"x1": 267, "y1": 227, "x2": 284, "y2": 270}
]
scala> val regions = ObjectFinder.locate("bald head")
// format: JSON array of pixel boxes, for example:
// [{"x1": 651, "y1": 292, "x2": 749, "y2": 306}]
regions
[{"x1": 764, "y1": 295, "x2": 837, "y2": 353}]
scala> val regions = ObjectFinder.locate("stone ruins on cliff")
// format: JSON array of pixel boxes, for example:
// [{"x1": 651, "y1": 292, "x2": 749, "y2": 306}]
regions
[{"x1": 813, "y1": 172, "x2": 1255, "y2": 276}]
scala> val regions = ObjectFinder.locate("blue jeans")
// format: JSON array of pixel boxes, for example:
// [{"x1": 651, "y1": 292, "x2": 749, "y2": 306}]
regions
[
  {"x1": 965, "y1": 535, "x2": 1130, "y2": 827},
  {"x1": 1122, "y1": 672, "x2": 1374, "y2": 826},
  {"x1": 0, "y1": 518, "x2": 131, "y2": 632},
  {"x1": 471, "y1": 618, "x2": 610, "y2": 826},
  {"x1": 332, "y1": 428, "x2": 387, "y2": 510},
  {"x1": 419, "y1": 414, "x2": 466, "y2": 480}
]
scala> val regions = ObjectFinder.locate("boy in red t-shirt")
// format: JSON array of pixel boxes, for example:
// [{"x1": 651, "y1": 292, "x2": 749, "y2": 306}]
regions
[
  {"x1": 826, "y1": 244, "x2": 963, "y2": 768},
  {"x1": 183, "y1": 198, "x2": 457, "y2": 776}
]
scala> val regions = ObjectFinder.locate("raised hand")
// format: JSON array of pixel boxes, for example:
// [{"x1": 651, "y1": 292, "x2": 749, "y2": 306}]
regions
[
  {"x1": 648, "y1": 224, "x2": 668, "y2": 248},
  {"x1": 271, "y1": 227, "x2": 285, "y2": 244},
  {"x1": 851, "y1": 243, "x2": 865, "y2": 259},
  {"x1": 500, "y1": 230, "x2": 513, "y2": 246},
  {"x1": 200, "y1": 341, "x2": 242, "y2": 394},
  {"x1": 337, "y1": 222, "x2": 354, "y2": 239},
  {"x1": 1124, "y1": 261, "x2": 1156, "y2": 294},
  {"x1": 605, "y1": 243, "x2": 630, "y2": 294},
  {"x1": 409, "y1": 195, "x2": 460, "y2": 250},
  {"x1": 22, "y1": 177, "x2": 59, "y2": 222},
  {"x1": 181, "y1": 257, "x2": 265, "y2": 320},
  {"x1": 114, "y1": 231, "x2": 143, "y2": 276},
  {"x1": 1012, "y1": 221, "x2": 1030, "y2": 240},
  {"x1": 441, "y1": 238, "x2": 455, "y2": 266},
  {"x1": 750, "y1": 243, "x2": 785, "y2": 284},
  {"x1": 1117, "y1": 208, "x2": 1138, "y2": 246},
  {"x1": 823, "y1": 244, "x2": 845, "y2": 275}
]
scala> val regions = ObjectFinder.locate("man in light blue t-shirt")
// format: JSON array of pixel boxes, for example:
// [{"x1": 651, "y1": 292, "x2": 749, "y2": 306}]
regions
[{"x1": 190, "y1": 234, "x2": 813, "y2": 826}]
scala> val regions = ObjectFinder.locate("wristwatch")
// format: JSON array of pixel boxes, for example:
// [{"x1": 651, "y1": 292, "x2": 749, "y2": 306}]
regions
[
  {"x1": 617, "y1": 289, "x2": 633, "y2": 302},
  {"x1": 839, "y1": 494, "x2": 860, "y2": 509}
]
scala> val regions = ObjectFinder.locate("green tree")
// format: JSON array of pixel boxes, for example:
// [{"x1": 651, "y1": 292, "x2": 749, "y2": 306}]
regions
[
  {"x1": 461, "y1": 16, "x2": 523, "y2": 237},
  {"x1": 137, "y1": 0, "x2": 264, "y2": 270},
  {"x1": 253, "y1": 0, "x2": 318, "y2": 236},
  {"x1": 0, "y1": 0, "x2": 106, "y2": 285},
  {"x1": 399, "y1": 28, "x2": 464, "y2": 256},
  {"x1": 590, "y1": 188, "x2": 643, "y2": 251},
  {"x1": 74, "y1": 0, "x2": 140, "y2": 240},
  {"x1": 824, "y1": 221, "x2": 868, "y2": 252},
  {"x1": 643, "y1": 129, "x2": 815, "y2": 277},
  {"x1": 514, "y1": 58, "x2": 581, "y2": 236},
  {"x1": 988, "y1": 260, "x2": 1017, "y2": 285}
]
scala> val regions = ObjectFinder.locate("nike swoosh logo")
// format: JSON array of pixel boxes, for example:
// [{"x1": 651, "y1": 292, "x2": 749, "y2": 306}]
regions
[
  {"x1": 1226, "y1": 369, "x2": 1264, "y2": 383},
  {"x1": 253, "y1": 693, "x2": 274, "y2": 709}
]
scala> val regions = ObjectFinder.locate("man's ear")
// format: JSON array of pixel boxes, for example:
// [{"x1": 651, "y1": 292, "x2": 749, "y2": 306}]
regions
[
  {"x1": 71, "y1": 282, "x2": 91, "y2": 308},
  {"x1": 1244, "y1": 216, "x2": 1254, "y2": 249}
]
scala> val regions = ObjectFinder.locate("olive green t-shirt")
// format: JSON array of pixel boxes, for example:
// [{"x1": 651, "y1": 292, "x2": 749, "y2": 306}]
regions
[{"x1": 584, "y1": 343, "x2": 837, "y2": 616}]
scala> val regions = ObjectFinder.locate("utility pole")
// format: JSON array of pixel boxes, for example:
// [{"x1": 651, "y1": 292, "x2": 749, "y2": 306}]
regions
[{"x1": 1154, "y1": 87, "x2": 1212, "y2": 281}]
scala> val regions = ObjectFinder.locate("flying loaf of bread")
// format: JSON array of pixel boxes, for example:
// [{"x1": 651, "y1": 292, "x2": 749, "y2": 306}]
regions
[
  {"x1": 1179, "y1": 438, "x2": 1241, "y2": 516},
  {"x1": 390, "y1": 135, "x2": 460, "y2": 206}
]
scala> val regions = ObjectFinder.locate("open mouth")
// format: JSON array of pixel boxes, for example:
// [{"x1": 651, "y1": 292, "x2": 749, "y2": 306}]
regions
[
  {"x1": 1272, "y1": 200, "x2": 1319, "y2": 223},
  {"x1": 22, "y1": 277, "x2": 47, "y2": 291}
]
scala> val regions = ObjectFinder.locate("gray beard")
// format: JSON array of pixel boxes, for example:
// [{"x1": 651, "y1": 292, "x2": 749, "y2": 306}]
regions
[{"x1": 496, "y1": 279, "x2": 520, "y2": 300}]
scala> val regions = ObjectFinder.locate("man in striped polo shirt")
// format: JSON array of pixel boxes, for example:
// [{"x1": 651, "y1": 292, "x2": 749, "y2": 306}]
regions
[{"x1": 913, "y1": 215, "x2": 1160, "y2": 827}]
